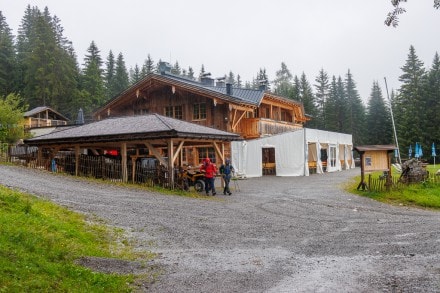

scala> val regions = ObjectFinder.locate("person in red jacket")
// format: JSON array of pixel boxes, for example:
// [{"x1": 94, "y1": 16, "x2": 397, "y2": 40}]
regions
[{"x1": 200, "y1": 157, "x2": 217, "y2": 196}]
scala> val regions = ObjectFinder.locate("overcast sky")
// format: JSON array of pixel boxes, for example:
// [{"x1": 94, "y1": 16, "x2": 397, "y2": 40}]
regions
[{"x1": 2, "y1": 0, "x2": 440, "y2": 101}]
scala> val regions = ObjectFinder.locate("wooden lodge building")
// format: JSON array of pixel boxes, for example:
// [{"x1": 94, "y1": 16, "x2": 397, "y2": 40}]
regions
[
  {"x1": 94, "y1": 62, "x2": 308, "y2": 139},
  {"x1": 24, "y1": 62, "x2": 354, "y2": 186}
]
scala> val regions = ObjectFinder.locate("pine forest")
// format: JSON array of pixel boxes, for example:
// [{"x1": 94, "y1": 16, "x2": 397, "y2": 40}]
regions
[{"x1": 0, "y1": 6, "x2": 439, "y2": 159}]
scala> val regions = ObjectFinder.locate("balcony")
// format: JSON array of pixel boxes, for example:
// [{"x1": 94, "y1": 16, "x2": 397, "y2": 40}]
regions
[
  {"x1": 239, "y1": 118, "x2": 303, "y2": 139},
  {"x1": 26, "y1": 118, "x2": 68, "y2": 129}
]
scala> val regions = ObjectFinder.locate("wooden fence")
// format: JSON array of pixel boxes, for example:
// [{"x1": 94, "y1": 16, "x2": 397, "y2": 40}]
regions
[
  {"x1": 367, "y1": 172, "x2": 440, "y2": 192},
  {"x1": 0, "y1": 144, "x2": 170, "y2": 188}
]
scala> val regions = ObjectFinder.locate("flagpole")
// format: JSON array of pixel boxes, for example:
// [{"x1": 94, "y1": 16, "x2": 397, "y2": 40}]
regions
[{"x1": 384, "y1": 77, "x2": 401, "y2": 165}]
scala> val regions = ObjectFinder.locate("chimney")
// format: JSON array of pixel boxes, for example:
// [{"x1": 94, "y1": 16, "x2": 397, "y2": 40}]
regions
[
  {"x1": 159, "y1": 62, "x2": 172, "y2": 74},
  {"x1": 201, "y1": 73, "x2": 214, "y2": 86},
  {"x1": 226, "y1": 83, "x2": 233, "y2": 95},
  {"x1": 258, "y1": 79, "x2": 268, "y2": 91}
]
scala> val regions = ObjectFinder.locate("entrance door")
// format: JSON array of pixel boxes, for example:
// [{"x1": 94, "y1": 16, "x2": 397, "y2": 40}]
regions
[{"x1": 262, "y1": 147, "x2": 276, "y2": 175}]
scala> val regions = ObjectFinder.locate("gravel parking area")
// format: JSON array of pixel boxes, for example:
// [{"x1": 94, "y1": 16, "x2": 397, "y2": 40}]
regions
[{"x1": 1, "y1": 165, "x2": 439, "y2": 292}]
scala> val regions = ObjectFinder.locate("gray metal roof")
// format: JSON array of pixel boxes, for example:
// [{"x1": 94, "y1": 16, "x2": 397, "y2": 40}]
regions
[
  {"x1": 159, "y1": 73, "x2": 264, "y2": 106},
  {"x1": 25, "y1": 114, "x2": 239, "y2": 145}
]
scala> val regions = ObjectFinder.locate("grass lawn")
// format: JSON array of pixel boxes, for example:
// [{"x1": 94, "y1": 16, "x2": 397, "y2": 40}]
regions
[
  {"x1": 348, "y1": 164, "x2": 440, "y2": 210},
  {"x1": 0, "y1": 185, "x2": 155, "y2": 292}
]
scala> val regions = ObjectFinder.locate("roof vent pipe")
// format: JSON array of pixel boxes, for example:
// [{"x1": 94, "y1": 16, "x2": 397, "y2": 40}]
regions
[{"x1": 226, "y1": 83, "x2": 233, "y2": 95}]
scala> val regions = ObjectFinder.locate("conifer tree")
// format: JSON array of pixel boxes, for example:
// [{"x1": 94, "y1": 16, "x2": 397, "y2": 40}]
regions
[
  {"x1": 113, "y1": 52, "x2": 129, "y2": 96},
  {"x1": 80, "y1": 41, "x2": 105, "y2": 117},
  {"x1": 198, "y1": 64, "x2": 206, "y2": 80},
  {"x1": 236, "y1": 74, "x2": 242, "y2": 88},
  {"x1": 141, "y1": 54, "x2": 154, "y2": 76},
  {"x1": 129, "y1": 64, "x2": 142, "y2": 85},
  {"x1": 273, "y1": 62, "x2": 293, "y2": 97},
  {"x1": 365, "y1": 81, "x2": 393, "y2": 144},
  {"x1": 423, "y1": 52, "x2": 440, "y2": 148},
  {"x1": 187, "y1": 66, "x2": 195, "y2": 80},
  {"x1": 314, "y1": 69, "x2": 330, "y2": 130},
  {"x1": 105, "y1": 50, "x2": 116, "y2": 98},
  {"x1": 0, "y1": 11, "x2": 17, "y2": 96},
  {"x1": 394, "y1": 45, "x2": 426, "y2": 149},
  {"x1": 16, "y1": 6, "x2": 79, "y2": 115},
  {"x1": 172, "y1": 61, "x2": 181, "y2": 75},
  {"x1": 227, "y1": 71, "x2": 235, "y2": 86},
  {"x1": 345, "y1": 70, "x2": 366, "y2": 144},
  {"x1": 324, "y1": 76, "x2": 340, "y2": 132},
  {"x1": 299, "y1": 72, "x2": 317, "y2": 128}
]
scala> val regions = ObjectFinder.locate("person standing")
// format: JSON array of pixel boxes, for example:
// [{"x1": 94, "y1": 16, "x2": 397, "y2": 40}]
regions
[
  {"x1": 200, "y1": 157, "x2": 217, "y2": 196},
  {"x1": 220, "y1": 159, "x2": 234, "y2": 195}
]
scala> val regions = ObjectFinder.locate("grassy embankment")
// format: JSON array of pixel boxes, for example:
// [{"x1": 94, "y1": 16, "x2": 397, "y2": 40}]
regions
[
  {"x1": 348, "y1": 165, "x2": 440, "y2": 209},
  {"x1": 0, "y1": 185, "x2": 156, "y2": 292}
]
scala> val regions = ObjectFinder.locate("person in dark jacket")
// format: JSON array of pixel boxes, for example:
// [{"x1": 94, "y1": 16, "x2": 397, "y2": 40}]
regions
[
  {"x1": 219, "y1": 159, "x2": 234, "y2": 195},
  {"x1": 200, "y1": 157, "x2": 217, "y2": 196}
]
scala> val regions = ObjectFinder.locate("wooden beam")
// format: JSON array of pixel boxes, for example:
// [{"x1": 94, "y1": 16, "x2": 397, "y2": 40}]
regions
[
  {"x1": 144, "y1": 142, "x2": 167, "y2": 166},
  {"x1": 172, "y1": 141, "x2": 185, "y2": 164},
  {"x1": 212, "y1": 142, "x2": 224, "y2": 164},
  {"x1": 121, "y1": 142, "x2": 128, "y2": 183},
  {"x1": 232, "y1": 111, "x2": 247, "y2": 131}
]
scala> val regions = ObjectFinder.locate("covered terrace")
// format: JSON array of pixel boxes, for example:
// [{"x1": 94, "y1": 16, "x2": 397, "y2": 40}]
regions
[{"x1": 24, "y1": 114, "x2": 240, "y2": 187}]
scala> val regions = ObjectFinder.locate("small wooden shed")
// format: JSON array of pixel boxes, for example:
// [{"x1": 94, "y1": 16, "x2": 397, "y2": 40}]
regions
[{"x1": 354, "y1": 145, "x2": 397, "y2": 190}]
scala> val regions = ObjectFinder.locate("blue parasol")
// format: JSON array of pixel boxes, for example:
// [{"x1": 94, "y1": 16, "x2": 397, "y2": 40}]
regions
[
  {"x1": 432, "y1": 142, "x2": 437, "y2": 157},
  {"x1": 408, "y1": 144, "x2": 412, "y2": 158},
  {"x1": 414, "y1": 143, "x2": 419, "y2": 159}
]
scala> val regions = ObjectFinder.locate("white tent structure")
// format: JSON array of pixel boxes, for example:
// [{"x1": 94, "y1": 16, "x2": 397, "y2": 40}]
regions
[{"x1": 231, "y1": 128, "x2": 354, "y2": 177}]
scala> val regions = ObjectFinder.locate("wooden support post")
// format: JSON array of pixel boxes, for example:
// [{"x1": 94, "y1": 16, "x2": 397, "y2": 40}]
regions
[
  {"x1": 74, "y1": 145, "x2": 80, "y2": 176},
  {"x1": 167, "y1": 139, "x2": 174, "y2": 189},
  {"x1": 357, "y1": 151, "x2": 368, "y2": 190},
  {"x1": 121, "y1": 142, "x2": 128, "y2": 183}
]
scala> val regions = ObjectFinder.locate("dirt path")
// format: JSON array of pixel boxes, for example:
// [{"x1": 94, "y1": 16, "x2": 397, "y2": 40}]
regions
[{"x1": 1, "y1": 165, "x2": 439, "y2": 292}]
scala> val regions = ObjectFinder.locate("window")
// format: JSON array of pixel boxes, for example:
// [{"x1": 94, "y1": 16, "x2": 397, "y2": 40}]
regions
[
  {"x1": 165, "y1": 105, "x2": 183, "y2": 119},
  {"x1": 198, "y1": 147, "x2": 215, "y2": 163},
  {"x1": 193, "y1": 103, "x2": 206, "y2": 120}
]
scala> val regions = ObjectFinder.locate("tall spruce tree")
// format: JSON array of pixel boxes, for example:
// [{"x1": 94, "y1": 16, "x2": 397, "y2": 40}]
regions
[
  {"x1": 79, "y1": 41, "x2": 105, "y2": 117},
  {"x1": 112, "y1": 52, "x2": 129, "y2": 95},
  {"x1": 424, "y1": 52, "x2": 440, "y2": 148},
  {"x1": 344, "y1": 70, "x2": 366, "y2": 144},
  {"x1": 105, "y1": 50, "x2": 116, "y2": 99},
  {"x1": 324, "y1": 76, "x2": 340, "y2": 132},
  {"x1": 236, "y1": 74, "x2": 242, "y2": 88},
  {"x1": 299, "y1": 72, "x2": 317, "y2": 128},
  {"x1": 141, "y1": 54, "x2": 154, "y2": 77},
  {"x1": 314, "y1": 68, "x2": 330, "y2": 130},
  {"x1": 365, "y1": 81, "x2": 393, "y2": 144},
  {"x1": 129, "y1": 64, "x2": 141, "y2": 85},
  {"x1": 0, "y1": 11, "x2": 17, "y2": 97},
  {"x1": 187, "y1": 66, "x2": 195, "y2": 80},
  {"x1": 273, "y1": 62, "x2": 293, "y2": 98},
  {"x1": 172, "y1": 61, "x2": 181, "y2": 75},
  {"x1": 227, "y1": 71, "x2": 235, "y2": 86},
  {"x1": 394, "y1": 45, "x2": 426, "y2": 149},
  {"x1": 16, "y1": 6, "x2": 79, "y2": 115}
]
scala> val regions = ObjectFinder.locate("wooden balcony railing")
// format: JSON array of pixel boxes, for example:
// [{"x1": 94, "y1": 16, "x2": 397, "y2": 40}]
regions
[
  {"x1": 239, "y1": 118, "x2": 303, "y2": 138},
  {"x1": 26, "y1": 118, "x2": 68, "y2": 129}
]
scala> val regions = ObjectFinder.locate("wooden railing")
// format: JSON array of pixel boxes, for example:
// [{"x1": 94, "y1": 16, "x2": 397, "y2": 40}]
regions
[
  {"x1": 26, "y1": 118, "x2": 68, "y2": 129},
  {"x1": 239, "y1": 118, "x2": 303, "y2": 138}
]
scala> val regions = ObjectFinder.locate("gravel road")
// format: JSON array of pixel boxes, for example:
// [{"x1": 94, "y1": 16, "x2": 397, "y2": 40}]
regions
[{"x1": 1, "y1": 165, "x2": 439, "y2": 292}]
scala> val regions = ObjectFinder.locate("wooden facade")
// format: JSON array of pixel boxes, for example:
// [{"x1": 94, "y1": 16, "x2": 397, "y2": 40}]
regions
[
  {"x1": 24, "y1": 106, "x2": 69, "y2": 130},
  {"x1": 94, "y1": 68, "x2": 308, "y2": 139}
]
